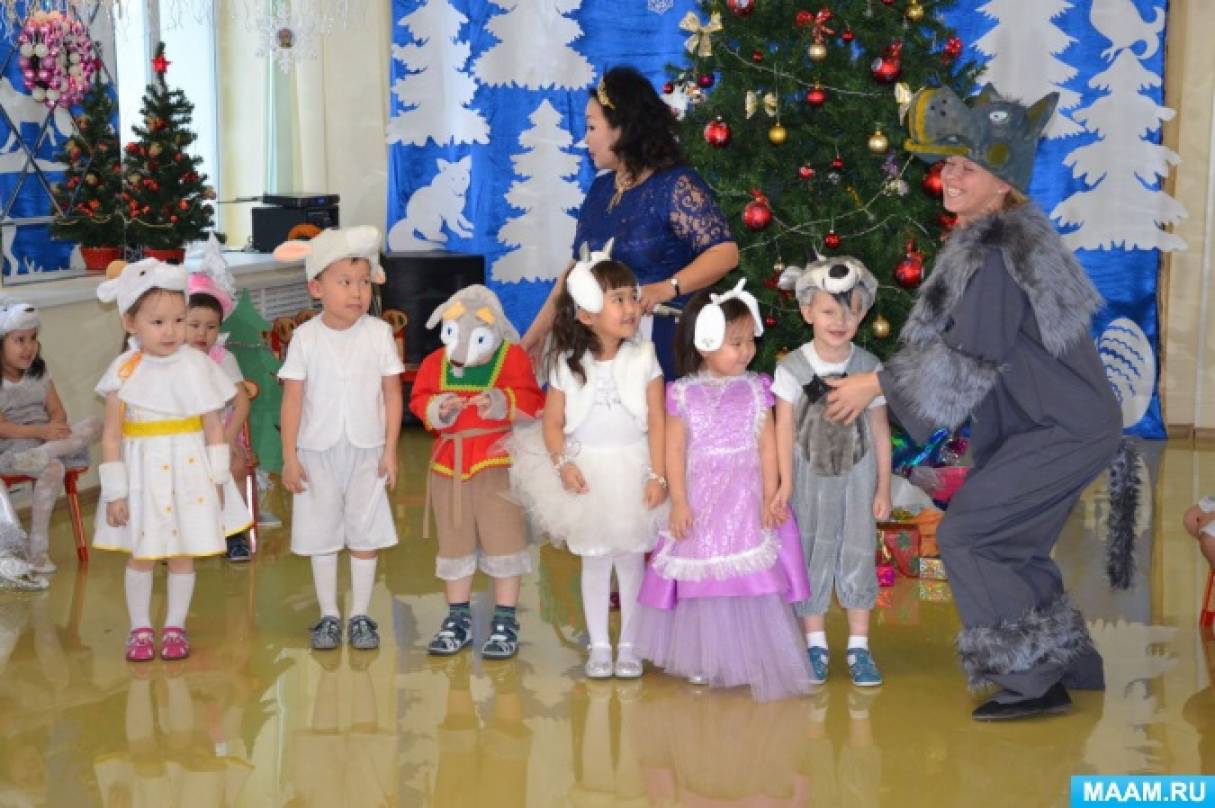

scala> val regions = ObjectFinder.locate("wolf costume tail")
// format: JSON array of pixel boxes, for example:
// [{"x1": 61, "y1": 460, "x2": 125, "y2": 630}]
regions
[{"x1": 1105, "y1": 437, "x2": 1140, "y2": 590}]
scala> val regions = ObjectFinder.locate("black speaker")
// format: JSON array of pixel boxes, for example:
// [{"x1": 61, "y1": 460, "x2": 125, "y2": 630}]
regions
[
  {"x1": 251, "y1": 205, "x2": 340, "y2": 252},
  {"x1": 380, "y1": 251, "x2": 485, "y2": 366}
]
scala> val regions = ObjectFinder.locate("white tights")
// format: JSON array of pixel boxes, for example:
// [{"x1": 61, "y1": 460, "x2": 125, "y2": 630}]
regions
[{"x1": 579, "y1": 552, "x2": 646, "y2": 651}]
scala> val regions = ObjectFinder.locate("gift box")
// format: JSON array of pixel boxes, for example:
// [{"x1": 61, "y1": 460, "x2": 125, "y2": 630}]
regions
[
  {"x1": 876, "y1": 562, "x2": 897, "y2": 588},
  {"x1": 908, "y1": 507, "x2": 943, "y2": 558},
  {"x1": 877, "y1": 523, "x2": 920, "y2": 577},
  {"x1": 919, "y1": 557, "x2": 947, "y2": 580},
  {"x1": 918, "y1": 579, "x2": 951, "y2": 602}
]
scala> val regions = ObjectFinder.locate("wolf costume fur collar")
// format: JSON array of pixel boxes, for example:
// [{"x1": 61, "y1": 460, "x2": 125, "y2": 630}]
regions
[{"x1": 885, "y1": 202, "x2": 1103, "y2": 432}]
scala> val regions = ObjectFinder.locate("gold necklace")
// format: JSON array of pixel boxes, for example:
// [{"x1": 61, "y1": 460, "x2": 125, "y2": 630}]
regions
[{"x1": 609, "y1": 171, "x2": 635, "y2": 210}]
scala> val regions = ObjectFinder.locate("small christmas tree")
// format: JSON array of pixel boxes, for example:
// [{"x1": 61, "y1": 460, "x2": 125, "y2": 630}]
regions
[
  {"x1": 50, "y1": 73, "x2": 124, "y2": 248},
  {"x1": 222, "y1": 291, "x2": 284, "y2": 475},
  {"x1": 123, "y1": 42, "x2": 215, "y2": 251},
  {"x1": 673, "y1": 1, "x2": 980, "y2": 366}
]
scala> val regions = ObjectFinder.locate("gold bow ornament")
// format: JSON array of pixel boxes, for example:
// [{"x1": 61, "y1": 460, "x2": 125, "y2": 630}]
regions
[{"x1": 680, "y1": 10, "x2": 723, "y2": 58}]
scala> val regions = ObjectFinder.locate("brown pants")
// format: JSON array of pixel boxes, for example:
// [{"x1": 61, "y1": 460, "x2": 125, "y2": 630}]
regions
[{"x1": 431, "y1": 468, "x2": 531, "y2": 581}]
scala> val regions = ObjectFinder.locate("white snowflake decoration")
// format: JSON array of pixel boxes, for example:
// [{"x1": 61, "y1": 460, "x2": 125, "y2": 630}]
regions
[
  {"x1": 253, "y1": 7, "x2": 319, "y2": 73},
  {"x1": 648, "y1": 0, "x2": 675, "y2": 14}
]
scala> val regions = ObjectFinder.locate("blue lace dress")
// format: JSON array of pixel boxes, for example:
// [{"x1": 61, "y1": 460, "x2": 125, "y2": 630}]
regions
[{"x1": 573, "y1": 166, "x2": 733, "y2": 376}]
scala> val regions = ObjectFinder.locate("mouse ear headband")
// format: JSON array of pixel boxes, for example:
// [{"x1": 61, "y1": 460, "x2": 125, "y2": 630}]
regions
[
  {"x1": 693, "y1": 278, "x2": 763, "y2": 352},
  {"x1": 273, "y1": 225, "x2": 385, "y2": 283},
  {"x1": 566, "y1": 238, "x2": 616, "y2": 313},
  {"x1": 97, "y1": 258, "x2": 188, "y2": 315},
  {"x1": 0, "y1": 296, "x2": 38, "y2": 334}
]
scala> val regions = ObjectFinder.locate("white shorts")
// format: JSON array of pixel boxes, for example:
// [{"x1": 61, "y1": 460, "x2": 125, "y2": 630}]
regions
[{"x1": 290, "y1": 439, "x2": 398, "y2": 556}]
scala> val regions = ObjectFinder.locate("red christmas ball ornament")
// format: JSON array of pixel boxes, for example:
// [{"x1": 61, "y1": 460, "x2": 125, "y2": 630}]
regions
[
  {"x1": 179, "y1": 199, "x2": 189, "y2": 211},
  {"x1": 170, "y1": 215, "x2": 178, "y2": 223},
  {"x1": 698, "y1": 73, "x2": 715, "y2": 89},
  {"x1": 795, "y1": 9, "x2": 815, "y2": 27},
  {"x1": 798, "y1": 164, "x2": 816, "y2": 180},
  {"x1": 895, "y1": 241, "x2": 925, "y2": 289},
  {"x1": 743, "y1": 190, "x2": 773, "y2": 232},
  {"x1": 765, "y1": 314, "x2": 778, "y2": 327},
  {"x1": 662, "y1": 81, "x2": 673, "y2": 94},
  {"x1": 944, "y1": 36, "x2": 964, "y2": 59},
  {"x1": 805, "y1": 84, "x2": 827, "y2": 107},
  {"x1": 752, "y1": 49, "x2": 764, "y2": 63},
  {"x1": 831, "y1": 155, "x2": 844, "y2": 171},
  {"x1": 763, "y1": 273, "x2": 780, "y2": 289},
  {"x1": 938, "y1": 211, "x2": 959, "y2": 231},
  {"x1": 921, "y1": 161, "x2": 944, "y2": 197},
  {"x1": 870, "y1": 40, "x2": 903, "y2": 83},
  {"x1": 841, "y1": 28, "x2": 854, "y2": 42},
  {"x1": 880, "y1": 0, "x2": 895, "y2": 5},
  {"x1": 125, "y1": 142, "x2": 139, "y2": 154},
  {"x1": 728, "y1": 0, "x2": 756, "y2": 16},
  {"x1": 824, "y1": 230, "x2": 841, "y2": 249},
  {"x1": 703, "y1": 117, "x2": 731, "y2": 148}
]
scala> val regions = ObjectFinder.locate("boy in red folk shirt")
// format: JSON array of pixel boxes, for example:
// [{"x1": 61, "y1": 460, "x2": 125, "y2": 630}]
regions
[{"x1": 410, "y1": 285, "x2": 543, "y2": 660}]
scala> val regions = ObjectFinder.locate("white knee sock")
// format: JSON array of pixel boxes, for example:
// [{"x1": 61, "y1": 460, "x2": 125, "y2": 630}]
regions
[
  {"x1": 125, "y1": 567, "x2": 153, "y2": 631},
  {"x1": 847, "y1": 634, "x2": 869, "y2": 651},
  {"x1": 311, "y1": 554, "x2": 340, "y2": 618},
  {"x1": 807, "y1": 631, "x2": 828, "y2": 649},
  {"x1": 613, "y1": 552, "x2": 646, "y2": 650},
  {"x1": 28, "y1": 459, "x2": 64, "y2": 557},
  {"x1": 164, "y1": 571, "x2": 196, "y2": 629},
  {"x1": 350, "y1": 555, "x2": 377, "y2": 617},
  {"x1": 580, "y1": 555, "x2": 613, "y2": 650}
]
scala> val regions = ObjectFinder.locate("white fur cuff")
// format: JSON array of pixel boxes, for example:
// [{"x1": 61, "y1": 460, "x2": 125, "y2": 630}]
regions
[
  {"x1": 207, "y1": 444, "x2": 232, "y2": 485},
  {"x1": 99, "y1": 461, "x2": 128, "y2": 502}
]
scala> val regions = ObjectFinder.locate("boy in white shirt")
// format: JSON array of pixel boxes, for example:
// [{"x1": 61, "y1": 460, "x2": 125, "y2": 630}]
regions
[{"x1": 276, "y1": 226, "x2": 405, "y2": 651}]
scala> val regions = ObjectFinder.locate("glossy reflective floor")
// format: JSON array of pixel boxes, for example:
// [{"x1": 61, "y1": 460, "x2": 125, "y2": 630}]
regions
[{"x1": 1, "y1": 431, "x2": 1212, "y2": 807}]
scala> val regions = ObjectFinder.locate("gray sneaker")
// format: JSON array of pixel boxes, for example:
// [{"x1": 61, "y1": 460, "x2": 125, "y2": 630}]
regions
[
  {"x1": 310, "y1": 616, "x2": 342, "y2": 650},
  {"x1": 348, "y1": 615, "x2": 380, "y2": 650}
]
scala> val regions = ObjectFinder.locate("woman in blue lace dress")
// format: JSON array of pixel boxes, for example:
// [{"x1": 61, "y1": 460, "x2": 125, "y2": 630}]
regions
[{"x1": 520, "y1": 66, "x2": 739, "y2": 376}]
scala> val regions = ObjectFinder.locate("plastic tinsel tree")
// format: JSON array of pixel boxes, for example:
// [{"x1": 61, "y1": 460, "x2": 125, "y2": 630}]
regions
[
  {"x1": 222, "y1": 291, "x2": 283, "y2": 474},
  {"x1": 673, "y1": 0, "x2": 980, "y2": 366},
  {"x1": 122, "y1": 42, "x2": 215, "y2": 250},
  {"x1": 49, "y1": 74, "x2": 124, "y2": 247}
]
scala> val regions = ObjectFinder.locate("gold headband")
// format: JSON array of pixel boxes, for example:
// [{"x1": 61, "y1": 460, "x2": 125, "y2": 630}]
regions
[{"x1": 596, "y1": 76, "x2": 614, "y2": 110}]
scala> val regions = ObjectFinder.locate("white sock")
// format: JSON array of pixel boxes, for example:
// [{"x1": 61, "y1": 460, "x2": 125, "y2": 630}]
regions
[
  {"x1": 124, "y1": 567, "x2": 153, "y2": 631},
  {"x1": 29, "y1": 460, "x2": 64, "y2": 557},
  {"x1": 164, "y1": 571, "x2": 196, "y2": 629},
  {"x1": 311, "y1": 554, "x2": 340, "y2": 618},
  {"x1": 807, "y1": 631, "x2": 828, "y2": 650},
  {"x1": 580, "y1": 555, "x2": 613, "y2": 650},
  {"x1": 613, "y1": 552, "x2": 645, "y2": 652},
  {"x1": 847, "y1": 635, "x2": 869, "y2": 651},
  {"x1": 350, "y1": 555, "x2": 377, "y2": 617}
]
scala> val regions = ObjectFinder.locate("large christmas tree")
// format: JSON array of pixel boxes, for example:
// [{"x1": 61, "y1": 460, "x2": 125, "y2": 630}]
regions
[
  {"x1": 49, "y1": 74, "x2": 124, "y2": 247},
  {"x1": 123, "y1": 42, "x2": 215, "y2": 251},
  {"x1": 674, "y1": 0, "x2": 979, "y2": 366}
]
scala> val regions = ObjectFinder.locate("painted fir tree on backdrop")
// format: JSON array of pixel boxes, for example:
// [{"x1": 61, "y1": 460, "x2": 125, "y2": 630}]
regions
[
  {"x1": 675, "y1": 0, "x2": 979, "y2": 366},
  {"x1": 472, "y1": 0, "x2": 594, "y2": 90},
  {"x1": 492, "y1": 100, "x2": 583, "y2": 283},
  {"x1": 386, "y1": 0, "x2": 489, "y2": 146},
  {"x1": 122, "y1": 43, "x2": 215, "y2": 252},
  {"x1": 50, "y1": 73, "x2": 124, "y2": 248}
]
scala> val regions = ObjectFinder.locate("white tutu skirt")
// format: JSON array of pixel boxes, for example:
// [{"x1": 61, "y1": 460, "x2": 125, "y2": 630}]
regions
[{"x1": 506, "y1": 423, "x2": 667, "y2": 557}]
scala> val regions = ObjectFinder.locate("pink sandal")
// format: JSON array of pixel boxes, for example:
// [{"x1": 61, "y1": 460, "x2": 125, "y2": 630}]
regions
[
  {"x1": 125, "y1": 627, "x2": 156, "y2": 662},
  {"x1": 159, "y1": 627, "x2": 190, "y2": 660}
]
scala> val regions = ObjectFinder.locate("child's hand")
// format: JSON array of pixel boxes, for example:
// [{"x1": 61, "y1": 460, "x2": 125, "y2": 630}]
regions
[
  {"x1": 39, "y1": 423, "x2": 72, "y2": 440},
  {"x1": 106, "y1": 498, "x2": 129, "y2": 527},
  {"x1": 767, "y1": 485, "x2": 791, "y2": 526},
  {"x1": 873, "y1": 489, "x2": 891, "y2": 522},
  {"x1": 282, "y1": 457, "x2": 308, "y2": 494},
  {"x1": 559, "y1": 463, "x2": 588, "y2": 494},
  {"x1": 669, "y1": 501, "x2": 693, "y2": 539},
  {"x1": 643, "y1": 479, "x2": 667, "y2": 509},
  {"x1": 379, "y1": 448, "x2": 398, "y2": 490}
]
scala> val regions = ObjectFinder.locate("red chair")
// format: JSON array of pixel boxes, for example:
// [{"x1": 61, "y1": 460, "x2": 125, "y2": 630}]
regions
[
  {"x1": 1202, "y1": 568, "x2": 1215, "y2": 630},
  {"x1": 1, "y1": 466, "x2": 88, "y2": 563}
]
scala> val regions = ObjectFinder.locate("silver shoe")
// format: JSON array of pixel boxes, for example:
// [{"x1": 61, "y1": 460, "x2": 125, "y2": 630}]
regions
[
  {"x1": 584, "y1": 645, "x2": 613, "y2": 679},
  {"x1": 613, "y1": 644, "x2": 643, "y2": 679}
]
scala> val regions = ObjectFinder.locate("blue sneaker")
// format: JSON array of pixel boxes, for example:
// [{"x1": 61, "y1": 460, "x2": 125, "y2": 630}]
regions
[
  {"x1": 847, "y1": 648, "x2": 883, "y2": 687},
  {"x1": 807, "y1": 647, "x2": 829, "y2": 684}
]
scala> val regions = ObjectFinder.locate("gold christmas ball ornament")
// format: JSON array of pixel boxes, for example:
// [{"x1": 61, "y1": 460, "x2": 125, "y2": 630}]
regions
[
  {"x1": 773, "y1": 261, "x2": 785, "y2": 273},
  {"x1": 768, "y1": 122, "x2": 788, "y2": 145},
  {"x1": 868, "y1": 127, "x2": 890, "y2": 153},
  {"x1": 906, "y1": 1, "x2": 925, "y2": 21},
  {"x1": 148, "y1": 143, "x2": 163, "y2": 157},
  {"x1": 872, "y1": 314, "x2": 891, "y2": 339},
  {"x1": 808, "y1": 40, "x2": 828, "y2": 62},
  {"x1": 84, "y1": 173, "x2": 98, "y2": 186},
  {"x1": 127, "y1": 172, "x2": 141, "y2": 184}
]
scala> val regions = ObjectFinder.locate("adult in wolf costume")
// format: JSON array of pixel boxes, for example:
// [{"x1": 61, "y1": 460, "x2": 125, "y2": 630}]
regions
[{"x1": 825, "y1": 85, "x2": 1135, "y2": 721}]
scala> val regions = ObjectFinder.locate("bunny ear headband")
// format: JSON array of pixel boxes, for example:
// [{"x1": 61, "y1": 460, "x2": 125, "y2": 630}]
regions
[
  {"x1": 273, "y1": 225, "x2": 385, "y2": 283},
  {"x1": 0, "y1": 295, "x2": 39, "y2": 335},
  {"x1": 187, "y1": 233, "x2": 237, "y2": 317},
  {"x1": 693, "y1": 278, "x2": 763, "y2": 352},
  {"x1": 566, "y1": 238, "x2": 618, "y2": 313},
  {"x1": 778, "y1": 255, "x2": 878, "y2": 310},
  {"x1": 97, "y1": 258, "x2": 188, "y2": 315}
]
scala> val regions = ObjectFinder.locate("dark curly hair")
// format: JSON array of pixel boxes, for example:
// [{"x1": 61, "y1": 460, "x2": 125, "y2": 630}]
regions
[
  {"x1": 547, "y1": 259, "x2": 638, "y2": 385},
  {"x1": 591, "y1": 65, "x2": 685, "y2": 179},
  {"x1": 673, "y1": 289, "x2": 755, "y2": 377}
]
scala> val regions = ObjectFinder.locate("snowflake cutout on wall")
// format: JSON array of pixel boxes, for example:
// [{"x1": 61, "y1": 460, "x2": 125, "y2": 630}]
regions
[
  {"x1": 648, "y1": 0, "x2": 674, "y2": 14},
  {"x1": 253, "y1": 6, "x2": 319, "y2": 72}
]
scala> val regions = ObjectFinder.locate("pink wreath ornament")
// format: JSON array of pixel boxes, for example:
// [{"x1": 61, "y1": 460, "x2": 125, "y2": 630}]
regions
[{"x1": 17, "y1": 11, "x2": 97, "y2": 108}]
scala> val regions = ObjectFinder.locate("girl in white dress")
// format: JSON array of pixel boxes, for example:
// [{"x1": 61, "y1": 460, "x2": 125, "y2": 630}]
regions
[{"x1": 94, "y1": 259, "x2": 237, "y2": 663}]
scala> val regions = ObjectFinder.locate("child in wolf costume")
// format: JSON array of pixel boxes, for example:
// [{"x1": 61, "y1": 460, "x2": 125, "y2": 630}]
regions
[
  {"x1": 825, "y1": 85, "x2": 1135, "y2": 721},
  {"x1": 409, "y1": 285, "x2": 544, "y2": 660},
  {"x1": 771, "y1": 257, "x2": 891, "y2": 688}
]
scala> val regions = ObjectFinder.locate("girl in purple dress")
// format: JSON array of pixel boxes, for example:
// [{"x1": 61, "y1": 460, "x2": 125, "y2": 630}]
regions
[{"x1": 635, "y1": 283, "x2": 813, "y2": 702}]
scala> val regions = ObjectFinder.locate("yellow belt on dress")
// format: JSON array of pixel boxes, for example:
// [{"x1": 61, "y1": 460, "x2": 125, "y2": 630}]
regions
[{"x1": 122, "y1": 416, "x2": 203, "y2": 438}]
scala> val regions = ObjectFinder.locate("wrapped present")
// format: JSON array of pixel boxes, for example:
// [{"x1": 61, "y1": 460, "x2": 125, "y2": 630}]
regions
[
  {"x1": 918, "y1": 579, "x2": 951, "y2": 602},
  {"x1": 877, "y1": 523, "x2": 920, "y2": 577},
  {"x1": 919, "y1": 557, "x2": 947, "y2": 580},
  {"x1": 877, "y1": 562, "x2": 896, "y2": 587},
  {"x1": 908, "y1": 507, "x2": 943, "y2": 557}
]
